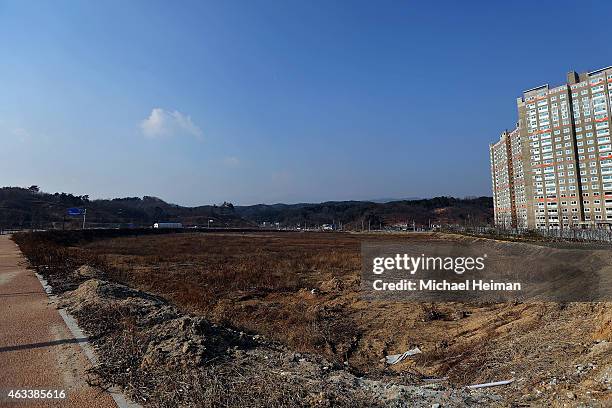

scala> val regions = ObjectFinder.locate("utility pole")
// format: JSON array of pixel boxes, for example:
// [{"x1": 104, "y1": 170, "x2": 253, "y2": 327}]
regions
[{"x1": 82, "y1": 209, "x2": 87, "y2": 230}]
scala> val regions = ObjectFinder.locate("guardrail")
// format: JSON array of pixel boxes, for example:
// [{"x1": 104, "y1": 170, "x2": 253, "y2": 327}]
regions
[{"x1": 442, "y1": 225, "x2": 612, "y2": 243}]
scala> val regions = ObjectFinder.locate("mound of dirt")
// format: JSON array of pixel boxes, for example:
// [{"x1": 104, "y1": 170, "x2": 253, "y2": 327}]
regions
[
  {"x1": 65, "y1": 278, "x2": 251, "y2": 370},
  {"x1": 67, "y1": 278, "x2": 164, "y2": 311},
  {"x1": 75, "y1": 265, "x2": 103, "y2": 279},
  {"x1": 60, "y1": 276, "x2": 500, "y2": 407}
]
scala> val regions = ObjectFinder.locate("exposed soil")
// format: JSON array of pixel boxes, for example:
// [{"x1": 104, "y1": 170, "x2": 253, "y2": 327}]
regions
[
  {"x1": 58, "y1": 275, "x2": 500, "y2": 407},
  {"x1": 13, "y1": 231, "x2": 612, "y2": 407}
]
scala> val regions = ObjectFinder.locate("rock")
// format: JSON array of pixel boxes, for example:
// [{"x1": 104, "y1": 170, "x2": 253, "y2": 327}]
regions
[
  {"x1": 179, "y1": 317, "x2": 192, "y2": 331},
  {"x1": 306, "y1": 392, "x2": 329, "y2": 406},
  {"x1": 75, "y1": 265, "x2": 102, "y2": 278},
  {"x1": 566, "y1": 391, "x2": 576, "y2": 399},
  {"x1": 452, "y1": 310, "x2": 470, "y2": 320},
  {"x1": 319, "y1": 277, "x2": 345, "y2": 292}
]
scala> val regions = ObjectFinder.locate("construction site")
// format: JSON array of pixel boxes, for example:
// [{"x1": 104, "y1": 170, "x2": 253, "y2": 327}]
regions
[{"x1": 1, "y1": 229, "x2": 610, "y2": 407}]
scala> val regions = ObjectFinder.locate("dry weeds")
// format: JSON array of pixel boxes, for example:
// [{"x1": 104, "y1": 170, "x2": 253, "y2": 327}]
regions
[{"x1": 13, "y1": 230, "x2": 612, "y2": 407}]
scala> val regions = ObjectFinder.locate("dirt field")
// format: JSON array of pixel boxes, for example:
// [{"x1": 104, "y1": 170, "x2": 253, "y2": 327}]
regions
[{"x1": 13, "y1": 231, "x2": 612, "y2": 407}]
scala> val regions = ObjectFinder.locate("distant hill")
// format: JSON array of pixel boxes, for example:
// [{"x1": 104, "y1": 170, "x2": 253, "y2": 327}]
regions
[
  {"x1": 234, "y1": 197, "x2": 493, "y2": 229},
  {"x1": 0, "y1": 186, "x2": 493, "y2": 230},
  {"x1": 0, "y1": 186, "x2": 249, "y2": 230}
]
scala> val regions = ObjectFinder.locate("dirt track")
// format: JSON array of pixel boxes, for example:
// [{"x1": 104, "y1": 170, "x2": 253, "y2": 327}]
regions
[{"x1": 0, "y1": 235, "x2": 117, "y2": 407}]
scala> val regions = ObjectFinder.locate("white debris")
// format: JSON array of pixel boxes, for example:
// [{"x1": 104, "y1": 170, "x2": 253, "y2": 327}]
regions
[
  {"x1": 467, "y1": 379, "x2": 514, "y2": 389},
  {"x1": 385, "y1": 347, "x2": 422, "y2": 365}
]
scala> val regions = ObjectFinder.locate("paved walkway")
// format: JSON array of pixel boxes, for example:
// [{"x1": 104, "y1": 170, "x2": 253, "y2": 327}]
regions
[{"x1": 0, "y1": 235, "x2": 117, "y2": 407}]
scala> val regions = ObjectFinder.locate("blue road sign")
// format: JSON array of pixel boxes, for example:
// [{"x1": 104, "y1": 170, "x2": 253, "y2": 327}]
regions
[{"x1": 67, "y1": 208, "x2": 85, "y2": 216}]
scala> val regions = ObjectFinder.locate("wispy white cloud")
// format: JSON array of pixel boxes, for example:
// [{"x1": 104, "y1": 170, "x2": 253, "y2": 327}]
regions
[
  {"x1": 222, "y1": 156, "x2": 241, "y2": 167},
  {"x1": 12, "y1": 127, "x2": 31, "y2": 143},
  {"x1": 140, "y1": 108, "x2": 203, "y2": 139}
]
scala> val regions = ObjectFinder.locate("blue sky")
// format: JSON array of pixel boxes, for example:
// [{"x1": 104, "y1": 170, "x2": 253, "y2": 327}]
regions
[{"x1": 1, "y1": 0, "x2": 612, "y2": 205}]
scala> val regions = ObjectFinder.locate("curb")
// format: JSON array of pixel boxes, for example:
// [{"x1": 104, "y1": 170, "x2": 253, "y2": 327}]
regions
[{"x1": 34, "y1": 272, "x2": 141, "y2": 408}]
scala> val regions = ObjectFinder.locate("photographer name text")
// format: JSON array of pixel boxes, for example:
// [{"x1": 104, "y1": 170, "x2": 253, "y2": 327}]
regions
[{"x1": 372, "y1": 279, "x2": 521, "y2": 292}]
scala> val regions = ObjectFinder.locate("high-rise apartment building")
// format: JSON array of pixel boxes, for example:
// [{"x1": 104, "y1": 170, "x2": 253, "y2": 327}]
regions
[
  {"x1": 490, "y1": 128, "x2": 528, "y2": 228},
  {"x1": 491, "y1": 66, "x2": 612, "y2": 229},
  {"x1": 490, "y1": 129, "x2": 514, "y2": 227}
]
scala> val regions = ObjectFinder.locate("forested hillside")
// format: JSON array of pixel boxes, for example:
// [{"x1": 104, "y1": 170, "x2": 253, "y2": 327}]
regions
[{"x1": 0, "y1": 186, "x2": 492, "y2": 230}]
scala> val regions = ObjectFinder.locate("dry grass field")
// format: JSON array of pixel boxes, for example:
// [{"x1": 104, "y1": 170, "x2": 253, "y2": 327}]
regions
[{"x1": 13, "y1": 230, "x2": 612, "y2": 406}]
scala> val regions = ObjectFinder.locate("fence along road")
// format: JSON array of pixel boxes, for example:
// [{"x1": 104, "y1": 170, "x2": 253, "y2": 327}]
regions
[{"x1": 0, "y1": 235, "x2": 117, "y2": 407}]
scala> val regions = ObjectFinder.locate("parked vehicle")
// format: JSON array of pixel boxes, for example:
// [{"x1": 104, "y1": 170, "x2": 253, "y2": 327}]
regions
[{"x1": 153, "y1": 222, "x2": 183, "y2": 229}]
